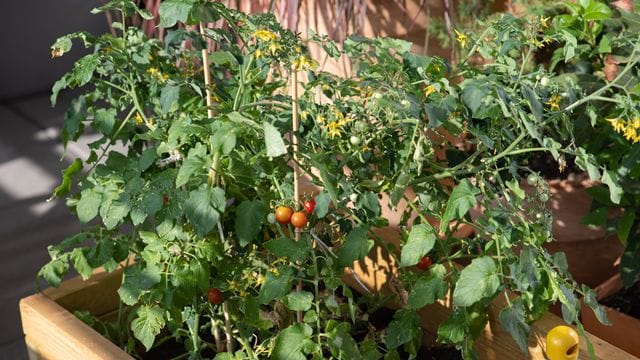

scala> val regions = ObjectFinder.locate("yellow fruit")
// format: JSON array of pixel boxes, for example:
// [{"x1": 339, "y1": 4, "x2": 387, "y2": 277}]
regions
[{"x1": 545, "y1": 325, "x2": 579, "y2": 360}]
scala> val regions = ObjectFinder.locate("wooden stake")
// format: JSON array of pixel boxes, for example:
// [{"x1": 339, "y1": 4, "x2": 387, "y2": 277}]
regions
[
  {"x1": 200, "y1": 22, "x2": 214, "y2": 120},
  {"x1": 291, "y1": 66, "x2": 304, "y2": 323}
]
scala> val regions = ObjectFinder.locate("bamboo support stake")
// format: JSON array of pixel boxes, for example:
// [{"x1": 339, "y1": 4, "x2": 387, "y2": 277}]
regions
[
  {"x1": 199, "y1": 20, "x2": 232, "y2": 353},
  {"x1": 291, "y1": 66, "x2": 304, "y2": 323}
]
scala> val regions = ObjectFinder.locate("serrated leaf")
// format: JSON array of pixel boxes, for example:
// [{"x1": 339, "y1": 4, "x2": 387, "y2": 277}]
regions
[
  {"x1": 258, "y1": 268, "x2": 292, "y2": 304},
  {"x1": 100, "y1": 194, "x2": 131, "y2": 229},
  {"x1": 385, "y1": 310, "x2": 421, "y2": 349},
  {"x1": 601, "y1": 169, "x2": 622, "y2": 204},
  {"x1": 285, "y1": 291, "x2": 313, "y2": 311},
  {"x1": 582, "y1": 286, "x2": 611, "y2": 325},
  {"x1": 264, "y1": 122, "x2": 287, "y2": 157},
  {"x1": 158, "y1": 0, "x2": 196, "y2": 28},
  {"x1": 235, "y1": 199, "x2": 266, "y2": 247},
  {"x1": 176, "y1": 143, "x2": 208, "y2": 187},
  {"x1": 131, "y1": 305, "x2": 165, "y2": 351},
  {"x1": 160, "y1": 84, "x2": 180, "y2": 114},
  {"x1": 440, "y1": 179, "x2": 479, "y2": 233},
  {"x1": 337, "y1": 227, "x2": 373, "y2": 267},
  {"x1": 521, "y1": 86, "x2": 542, "y2": 121},
  {"x1": 407, "y1": 264, "x2": 447, "y2": 309},
  {"x1": 453, "y1": 256, "x2": 500, "y2": 307},
  {"x1": 273, "y1": 324, "x2": 313, "y2": 360},
  {"x1": 185, "y1": 185, "x2": 225, "y2": 237},
  {"x1": 620, "y1": 232, "x2": 640, "y2": 286},
  {"x1": 263, "y1": 237, "x2": 309, "y2": 263},
  {"x1": 70, "y1": 248, "x2": 93, "y2": 280},
  {"x1": 118, "y1": 265, "x2": 162, "y2": 305},
  {"x1": 437, "y1": 308, "x2": 467, "y2": 344},
  {"x1": 77, "y1": 188, "x2": 102, "y2": 223},
  {"x1": 51, "y1": 158, "x2": 83, "y2": 199},
  {"x1": 617, "y1": 209, "x2": 635, "y2": 245},
  {"x1": 73, "y1": 54, "x2": 99, "y2": 86},
  {"x1": 499, "y1": 299, "x2": 530, "y2": 353},
  {"x1": 400, "y1": 224, "x2": 436, "y2": 267},
  {"x1": 314, "y1": 192, "x2": 331, "y2": 218},
  {"x1": 93, "y1": 108, "x2": 116, "y2": 135}
]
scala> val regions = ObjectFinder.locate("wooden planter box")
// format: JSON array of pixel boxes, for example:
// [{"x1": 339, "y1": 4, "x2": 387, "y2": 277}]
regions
[
  {"x1": 580, "y1": 273, "x2": 640, "y2": 358},
  {"x1": 20, "y1": 262, "x2": 637, "y2": 360},
  {"x1": 19, "y1": 269, "x2": 132, "y2": 360}
]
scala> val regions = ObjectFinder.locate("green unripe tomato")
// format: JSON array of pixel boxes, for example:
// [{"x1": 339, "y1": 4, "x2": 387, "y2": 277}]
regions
[
  {"x1": 267, "y1": 213, "x2": 277, "y2": 224},
  {"x1": 350, "y1": 135, "x2": 361, "y2": 146}
]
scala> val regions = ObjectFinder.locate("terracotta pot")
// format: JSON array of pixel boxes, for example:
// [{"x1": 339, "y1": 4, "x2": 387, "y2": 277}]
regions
[{"x1": 580, "y1": 273, "x2": 640, "y2": 358}]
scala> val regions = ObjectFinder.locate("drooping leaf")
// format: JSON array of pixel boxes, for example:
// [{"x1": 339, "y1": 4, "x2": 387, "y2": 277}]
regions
[
  {"x1": 118, "y1": 265, "x2": 162, "y2": 305},
  {"x1": 264, "y1": 122, "x2": 287, "y2": 157},
  {"x1": 235, "y1": 199, "x2": 266, "y2": 247},
  {"x1": 51, "y1": 158, "x2": 83, "y2": 199},
  {"x1": 440, "y1": 179, "x2": 479, "y2": 233},
  {"x1": 158, "y1": 0, "x2": 196, "y2": 28},
  {"x1": 453, "y1": 256, "x2": 500, "y2": 307},
  {"x1": 77, "y1": 188, "x2": 102, "y2": 223},
  {"x1": 258, "y1": 268, "x2": 293, "y2": 304},
  {"x1": 263, "y1": 237, "x2": 309, "y2": 263},
  {"x1": 131, "y1": 305, "x2": 165, "y2": 351},
  {"x1": 407, "y1": 264, "x2": 448, "y2": 309},
  {"x1": 160, "y1": 84, "x2": 180, "y2": 114},
  {"x1": 184, "y1": 185, "x2": 225, "y2": 237},
  {"x1": 499, "y1": 299, "x2": 530, "y2": 353},
  {"x1": 284, "y1": 291, "x2": 314, "y2": 311},
  {"x1": 272, "y1": 324, "x2": 313, "y2": 360},
  {"x1": 337, "y1": 227, "x2": 373, "y2": 267},
  {"x1": 400, "y1": 224, "x2": 437, "y2": 267},
  {"x1": 385, "y1": 310, "x2": 421, "y2": 349}
]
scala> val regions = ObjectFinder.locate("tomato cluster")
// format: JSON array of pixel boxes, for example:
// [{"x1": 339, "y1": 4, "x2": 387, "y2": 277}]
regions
[{"x1": 272, "y1": 198, "x2": 315, "y2": 229}]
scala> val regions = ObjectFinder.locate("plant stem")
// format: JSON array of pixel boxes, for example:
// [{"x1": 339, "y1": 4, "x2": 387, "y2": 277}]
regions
[{"x1": 222, "y1": 302, "x2": 234, "y2": 352}]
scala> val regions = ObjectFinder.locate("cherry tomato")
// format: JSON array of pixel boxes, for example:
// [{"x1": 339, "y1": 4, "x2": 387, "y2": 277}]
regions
[
  {"x1": 350, "y1": 135, "x2": 361, "y2": 146},
  {"x1": 162, "y1": 195, "x2": 169, "y2": 205},
  {"x1": 303, "y1": 199, "x2": 316, "y2": 214},
  {"x1": 267, "y1": 213, "x2": 277, "y2": 224},
  {"x1": 545, "y1": 325, "x2": 579, "y2": 360},
  {"x1": 290, "y1": 211, "x2": 308, "y2": 228},
  {"x1": 417, "y1": 256, "x2": 432, "y2": 271},
  {"x1": 275, "y1": 206, "x2": 293, "y2": 224},
  {"x1": 207, "y1": 288, "x2": 223, "y2": 305}
]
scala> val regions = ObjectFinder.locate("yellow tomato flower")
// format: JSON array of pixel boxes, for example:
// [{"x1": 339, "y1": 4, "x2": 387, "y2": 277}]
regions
[
  {"x1": 316, "y1": 114, "x2": 325, "y2": 124},
  {"x1": 135, "y1": 112, "x2": 144, "y2": 125},
  {"x1": 425, "y1": 85, "x2": 437, "y2": 97},
  {"x1": 326, "y1": 120, "x2": 344, "y2": 138},
  {"x1": 293, "y1": 55, "x2": 314, "y2": 70},
  {"x1": 254, "y1": 29, "x2": 277, "y2": 42},
  {"x1": 607, "y1": 118, "x2": 626, "y2": 133},
  {"x1": 454, "y1": 29, "x2": 469, "y2": 49},
  {"x1": 546, "y1": 94, "x2": 562, "y2": 111},
  {"x1": 540, "y1": 16, "x2": 550, "y2": 29},
  {"x1": 255, "y1": 49, "x2": 264, "y2": 58},
  {"x1": 300, "y1": 110, "x2": 309, "y2": 121},
  {"x1": 624, "y1": 118, "x2": 640, "y2": 143},
  {"x1": 268, "y1": 42, "x2": 282, "y2": 55}
]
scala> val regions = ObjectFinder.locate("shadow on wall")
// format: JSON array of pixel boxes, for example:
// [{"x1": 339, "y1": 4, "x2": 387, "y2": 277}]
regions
[{"x1": 0, "y1": 0, "x2": 109, "y2": 100}]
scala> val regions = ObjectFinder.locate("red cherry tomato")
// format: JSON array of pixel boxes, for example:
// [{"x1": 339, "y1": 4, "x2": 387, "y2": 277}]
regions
[
  {"x1": 290, "y1": 211, "x2": 308, "y2": 228},
  {"x1": 162, "y1": 195, "x2": 169, "y2": 205},
  {"x1": 417, "y1": 256, "x2": 432, "y2": 271},
  {"x1": 275, "y1": 206, "x2": 293, "y2": 224},
  {"x1": 207, "y1": 288, "x2": 223, "y2": 305},
  {"x1": 303, "y1": 199, "x2": 316, "y2": 214}
]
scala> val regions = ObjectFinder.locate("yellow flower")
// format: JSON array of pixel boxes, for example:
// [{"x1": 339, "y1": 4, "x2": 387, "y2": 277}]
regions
[
  {"x1": 454, "y1": 29, "x2": 469, "y2": 49},
  {"x1": 254, "y1": 29, "x2": 277, "y2": 42},
  {"x1": 545, "y1": 94, "x2": 562, "y2": 111},
  {"x1": 624, "y1": 118, "x2": 640, "y2": 143},
  {"x1": 326, "y1": 120, "x2": 344, "y2": 138},
  {"x1": 255, "y1": 49, "x2": 264, "y2": 58},
  {"x1": 607, "y1": 118, "x2": 626, "y2": 133},
  {"x1": 540, "y1": 16, "x2": 550, "y2": 29},
  {"x1": 300, "y1": 110, "x2": 309, "y2": 121},
  {"x1": 268, "y1": 42, "x2": 282, "y2": 55},
  {"x1": 317, "y1": 114, "x2": 325, "y2": 124},
  {"x1": 425, "y1": 85, "x2": 437, "y2": 97},
  {"x1": 135, "y1": 112, "x2": 144, "y2": 125},
  {"x1": 147, "y1": 67, "x2": 168, "y2": 83},
  {"x1": 292, "y1": 55, "x2": 315, "y2": 70}
]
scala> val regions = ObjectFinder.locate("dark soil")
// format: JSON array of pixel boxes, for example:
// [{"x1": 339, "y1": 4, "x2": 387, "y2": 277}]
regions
[
  {"x1": 599, "y1": 280, "x2": 640, "y2": 319},
  {"x1": 525, "y1": 152, "x2": 579, "y2": 180}
]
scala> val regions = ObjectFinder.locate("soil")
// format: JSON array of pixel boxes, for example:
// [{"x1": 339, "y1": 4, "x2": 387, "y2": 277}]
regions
[
  {"x1": 525, "y1": 152, "x2": 579, "y2": 180},
  {"x1": 599, "y1": 280, "x2": 640, "y2": 319}
]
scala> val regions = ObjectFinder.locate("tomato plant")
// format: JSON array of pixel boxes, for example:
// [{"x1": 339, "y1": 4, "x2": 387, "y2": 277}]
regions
[{"x1": 37, "y1": 0, "x2": 639, "y2": 359}]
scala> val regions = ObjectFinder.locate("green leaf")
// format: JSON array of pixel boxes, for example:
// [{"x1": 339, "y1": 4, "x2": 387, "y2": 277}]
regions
[
  {"x1": 583, "y1": 1, "x2": 612, "y2": 20},
  {"x1": 51, "y1": 158, "x2": 82, "y2": 199},
  {"x1": 51, "y1": 76, "x2": 68, "y2": 107},
  {"x1": 73, "y1": 54, "x2": 99, "y2": 86},
  {"x1": 258, "y1": 268, "x2": 293, "y2": 304},
  {"x1": 620, "y1": 232, "x2": 640, "y2": 286},
  {"x1": 272, "y1": 324, "x2": 313, "y2": 360},
  {"x1": 62, "y1": 96, "x2": 86, "y2": 147},
  {"x1": 93, "y1": 108, "x2": 116, "y2": 135},
  {"x1": 617, "y1": 209, "x2": 635, "y2": 245},
  {"x1": 70, "y1": 248, "x2": 92, "y2": 280},
  {"x1": 263, "y1": 237, "x2": 309, "y2": 263},
  {"x1": 601, "y1": 169, "x2": 622, "y2": 204},
  {"x1": 284, "y1": 291, "x2": 314, "y2": 311},
  {"x1": 337, "y1": 227, "x2": 373, "y2": 267},
  {"x1": 38, "y1": 258, "x2": 69, "y2": 287},
  {"x1": 263, "y1": 122, "x2": 287, "y2": 157},
  {"x1": 575, "y1": 147, "x2": 600, "y2": 180},
  {"x1": 437, "y1": 307, "x2": 467, "y2": 344},
  {"x1": 176, "y1": 143, "x2": 208, "y2": 187},
  {"x1": 209, "y1": 50, "x2": 238, "y2": 67},
  {"x1": 100, "y1": 194, "x2": 131, "y2": 229},
  {"x1": 453, "y1": 256, "x2": 500, "y2": 307},
  {"x1": 158, "y1": 0, "x2": 196, "y2": 28},
  {"x1": 407, "y1": 264, "x2": 448, "y2": 309},
  {"x1": 582, "y1": 286, "x2": 611, "y2": 325},
  {"x1": 160, "y1": 84, "x2": 180, "y2": 114},
  {"x1": 499, "y1": 299, "x2": 530, "y2": 353},
  {"x1": 385, "y1": 310, "x2": 421, "y2": 349},
  {"x1": 521, "y1": 86, "x2": 542, "y2": 121},
  {"x1": 211, "y1": 123, "x2": 237, "y2": 155},
  {"x1": 461, "y1": 82, "x2": 490, "y2": 117},
  {"x1": 618, "y1": 144, "x2": 640, "y2": 178},
  {"x1": 400, "y1": 224, "x2": 436, "y2": 267},
  {"x1": 77, "y1": 188, "x2": 102, "y2": 223},
  {"x1": 131, "y1": 305, "x2": 165, "y2": 351},
  {"x1": 314, "y1": 192, "x2": 331, "y2": 218},
  {"x1": 184, "y1": 185, "x2": 225, "y2": 237},
  {"x1": 440, "y1": 179, "x2": 479, "y2": 233},
  {"x1": 118, "y1": 265, "x2": 162, "y2": 305},
  {"x1": 357, "y1": 192, "x2": 381, "y2": 217},
  {"x1": 235, "y1": 199, "x2": 266, "y2": 247}
]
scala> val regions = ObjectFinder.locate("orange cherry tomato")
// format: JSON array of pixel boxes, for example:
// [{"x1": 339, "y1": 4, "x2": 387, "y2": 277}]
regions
[
  {"x1": 275, "y1": 206, "x2": 293, "y2": 224},
  {"x1": 290, "y1": 211, "x2": 308, "y2": 228}
]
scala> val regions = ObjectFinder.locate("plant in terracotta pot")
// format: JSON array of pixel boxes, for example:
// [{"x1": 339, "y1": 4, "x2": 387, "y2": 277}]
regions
[{"x1": 30, "y1": 1, "x2": 640, "y2": 359}]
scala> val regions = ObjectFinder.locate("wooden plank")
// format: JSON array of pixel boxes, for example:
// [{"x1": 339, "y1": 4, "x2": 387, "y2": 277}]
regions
[
  {"x1": 43, "y1": 268, "x2": 122, "y2": 318},
  {"x1": 19, "y1": 293, "x2": 132, "y2": 360},
  {"x1": 344, "y1": 248, "x2": 638, "y2": 360}
]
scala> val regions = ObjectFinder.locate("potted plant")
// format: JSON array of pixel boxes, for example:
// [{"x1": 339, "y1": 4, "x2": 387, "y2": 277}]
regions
[{"x1": 21, "y1": 0, "x2": 640, "y2": 359}]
